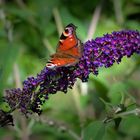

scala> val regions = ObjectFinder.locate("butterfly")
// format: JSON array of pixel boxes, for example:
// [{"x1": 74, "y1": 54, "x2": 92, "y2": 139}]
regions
[{"x1": 46, "y1": 23, "x2": 83, "y2": 68}]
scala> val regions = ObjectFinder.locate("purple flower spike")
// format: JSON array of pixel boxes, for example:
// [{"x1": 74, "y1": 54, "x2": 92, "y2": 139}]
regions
[
  {"x1": 75, "y1": 30, "x2": 140, "y2": 78},
  {"x1": 4, "y1": 30, "x2": 140, "y2": 116}
]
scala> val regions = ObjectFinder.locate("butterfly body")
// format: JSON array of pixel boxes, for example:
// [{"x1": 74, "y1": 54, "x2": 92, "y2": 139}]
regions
[{"x1": 46, "y1": 23, "x2": 83, "y2": 68}]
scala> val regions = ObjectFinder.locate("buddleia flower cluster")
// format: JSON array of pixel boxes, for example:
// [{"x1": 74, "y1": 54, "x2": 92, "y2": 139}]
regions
[{"x1": 1, "y1": 30, "x2": 140, "y2": 126}]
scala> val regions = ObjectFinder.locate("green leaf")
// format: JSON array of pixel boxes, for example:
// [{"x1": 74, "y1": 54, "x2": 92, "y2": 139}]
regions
[
  {"x1": 108, "y1": 82, "x2": 127, "y2": 104},
  {"x1": 103, "y1": 125, "x2": 119, "y2": 140},
  {"x1": 93, "y1": 79, "x2": 109, "y2": 102},
  {"x1": 119, "y1": 116, "x2": 140, "y2": 137},
  {"x1": 0, "y1": 102, "x2": 11, "y2": 112},
  {"x1": 114, "y1": 118, "x2": 122, "y2": 129},
  {"x1": 83, "y1": 121, "x2": 105, "y2": 140}
]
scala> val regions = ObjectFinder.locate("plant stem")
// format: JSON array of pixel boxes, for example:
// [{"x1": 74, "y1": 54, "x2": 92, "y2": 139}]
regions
[
  {"x1": 68, "y1": 129, "x2": 82, "y2": 140},
  {"x1": 35, "y1": 115, "x2": 81, "y2": 140},
  {"x1": 72, "y1": 83, "x2": 85, "y2": 122},
  {"x1": 113, "y1": 0, "x2": 124, "y2": 25},
  {"x1": 86, "y1": 0, "x2": 103, "y2": 40},
  {"x1": 2, "y1": 3, "x2": 30, "y2": 139},
  {"x1": 13, "y1": 64, "x2": 30, "y2": 140},
  {"x1": 53, "y1": 7, "x2": 63, "y2": 36},
  {"x1": 115, "y1": 108, "x2": 140, "y2": 118}
]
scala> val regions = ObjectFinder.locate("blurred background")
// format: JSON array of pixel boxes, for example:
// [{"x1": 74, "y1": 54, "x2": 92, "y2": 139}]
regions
[{"x1": 0, "y1": 0, "x2": 140, "y2": 140}]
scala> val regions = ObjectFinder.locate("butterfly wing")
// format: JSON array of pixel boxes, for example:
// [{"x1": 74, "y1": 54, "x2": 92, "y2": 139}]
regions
[
  {"x1": 47, "y1": 40, "x2": 82, "y2": 68},
  {"x1": 47, "y1": 57, "x2": 78, "y2": 68}
]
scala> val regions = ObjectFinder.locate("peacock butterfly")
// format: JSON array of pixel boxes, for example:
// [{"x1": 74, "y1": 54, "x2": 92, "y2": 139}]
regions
[{"x1": 46, "y1": 23, "x2": 83, "y2": 68}]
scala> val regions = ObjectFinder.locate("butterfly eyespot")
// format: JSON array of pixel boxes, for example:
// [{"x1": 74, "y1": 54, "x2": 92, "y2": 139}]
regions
[
  {"x1": 64, "y1": 27, "x2": 73, "y2": 36},
  {"x1": 65, "y1": 29, "x2": 69, "y2": 34},
  {"x1": 63, "y1": 29, "x2": 70, "y2": 36}
]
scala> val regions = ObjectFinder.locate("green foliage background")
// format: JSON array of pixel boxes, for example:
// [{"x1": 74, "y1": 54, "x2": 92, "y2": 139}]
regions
[{"x1": 0, "y1": 0, "x2": 140, "y2": 140}]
